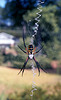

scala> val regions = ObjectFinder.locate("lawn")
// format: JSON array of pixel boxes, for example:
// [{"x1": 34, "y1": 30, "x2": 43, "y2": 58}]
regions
[{"x1": 0, "y1": 66, "x2": 61, "y2": 94}]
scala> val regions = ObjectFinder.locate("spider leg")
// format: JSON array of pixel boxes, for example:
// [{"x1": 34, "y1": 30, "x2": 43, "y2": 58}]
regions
[
  {"x1": 18, "y1": 57, "x2": 29, "y2": 76},
  {"x1": 23, "y1": 32, "x2": 26, "y2": 48},
  {"x1": 33, "y1": 47, "x2": 36, "y2": 52},
  {"x1": 23, "y1": 29, "x2": 28, "y2": 51},
  {"x1": 18, "y1": 45, "x2": 28, "y2": 54},
  {"x1": 33, "y1": 57, "x2": 47, "y2": 76},
  {"x1": 33, "y1": 46, "x2": 43, "y2": 55}
]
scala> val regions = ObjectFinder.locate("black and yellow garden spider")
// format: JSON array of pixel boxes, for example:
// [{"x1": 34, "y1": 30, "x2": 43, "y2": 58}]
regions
[{"x1": 18, "y1": 33, "x2": 47, "y2": 76}]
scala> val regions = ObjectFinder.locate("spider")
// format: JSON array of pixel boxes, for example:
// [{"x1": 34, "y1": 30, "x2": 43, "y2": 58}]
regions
[{"x1": 18, "y1": 33, "x2": 47, "y2": 76}]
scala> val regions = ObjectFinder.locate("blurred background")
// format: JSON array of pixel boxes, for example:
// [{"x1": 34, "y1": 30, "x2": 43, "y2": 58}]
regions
[{"x1": 0, "y1": 0, "x2": 61, "y2": 100}]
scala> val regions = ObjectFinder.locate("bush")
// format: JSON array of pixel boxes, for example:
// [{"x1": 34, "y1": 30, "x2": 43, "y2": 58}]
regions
[
  {"x1": 35, "y1": 55, "x2": 52, "y2": 70},
  {"x1": 7, "y1": 84, "x2": 61, "y2": 100},
  {"x1": 56, "y1": 67, "x2": 61, "y2": 75}
]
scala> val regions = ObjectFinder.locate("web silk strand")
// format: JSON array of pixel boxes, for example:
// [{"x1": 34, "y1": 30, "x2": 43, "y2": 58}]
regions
[
  {"x1": 30, "y1": 1, "x2": 45, "y2": 99},
  {"x1": 30, "y1": 61, "x2": 37, "y2": 100}
]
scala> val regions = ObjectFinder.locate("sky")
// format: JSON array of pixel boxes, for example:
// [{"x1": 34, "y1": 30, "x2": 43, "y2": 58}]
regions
[{"x1": 0, "y1": 0, "x2": 6, "y2": 7}]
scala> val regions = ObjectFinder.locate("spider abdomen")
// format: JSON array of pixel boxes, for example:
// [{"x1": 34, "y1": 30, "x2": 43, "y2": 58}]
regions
[{"x1": 29, "y1": 54, "x2": 33, "y2": 60}]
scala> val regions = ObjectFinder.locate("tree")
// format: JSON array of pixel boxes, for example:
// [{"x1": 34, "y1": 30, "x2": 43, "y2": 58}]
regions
[
  {"x1": 0, "y1": 6, "x2": 3, "y2": 15},
  {"x1": 55, "y1": 0, "x2": 61, "y2": 42},
  {"x1": 2, "y1": 0, "x2": 56, "y2": 26},
  {"x1": 2, "y1": 0, "x2": 37, "y2": 26},
  {"x1": 23, "y1": 5, "x2": 59, "y2": 39}
]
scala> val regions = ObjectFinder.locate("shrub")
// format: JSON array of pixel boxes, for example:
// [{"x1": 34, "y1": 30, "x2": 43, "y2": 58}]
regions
[{"x1": 7, "y1": 84, "x2": 61, "y2": 100}]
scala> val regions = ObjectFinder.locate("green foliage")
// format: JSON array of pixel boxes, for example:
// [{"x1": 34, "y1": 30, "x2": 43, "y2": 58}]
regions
[
  {"x1": 56, "y1": 67, "x2": 61, "y2": 75},
  {"x1": 0, "y1": 6, "x2": 3, "y2": 15},
  {"x1": 12, "y1": 37, "x2": 31, "y2": 69},
  {"x1": 4, "y1": 37, "x2": 32, "y2": 69},
  {"x1": 24, "y1": 5, "x2": 59, "y2": 33},
  {"x1": 7, "y1": 92, "x2": 22, "y2": 100},
  {"x1": 7, "y1": 84, "x2": 61, "y2": 100},
  {"x1": 2, "y1": 0, "x2": 36, "y2": 26},
  {"x1": 3, "y1": 36, "x2": 61, "y2": 69},
  {"x1": 0, "y1": 92, "x2": 7, "y2": 100},
  {"x1": 42, "y1": 38, "x2": 61, "y2": 60},
  {"x1": 0, "y1": 0, "x2": 61, "y2": 70},
  {"x1": 4, "y1": 54, "x2": 14, "y2": 63},
  {"x1": 35, "y1": 55, "x2": 52, "y2": 69},
  {"x1": 4, "y1": 53, "x2": 25, "y2": 69},
  {"x1": 23, "y1": 4, "x2": 61, "y2": 61}
]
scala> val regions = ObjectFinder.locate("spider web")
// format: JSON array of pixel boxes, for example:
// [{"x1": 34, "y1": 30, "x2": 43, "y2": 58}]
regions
[{"x1": 30, "y1": 0, "x2": 45, "y2": 99}]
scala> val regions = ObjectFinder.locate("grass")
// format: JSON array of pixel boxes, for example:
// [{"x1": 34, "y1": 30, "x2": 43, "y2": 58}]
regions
[{"x1": 0, "y1": 66, "x2": 61, "y2": 94}]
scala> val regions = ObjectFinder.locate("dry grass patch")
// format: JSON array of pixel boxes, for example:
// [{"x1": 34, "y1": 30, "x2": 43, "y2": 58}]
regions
[{"x1": 0, "y1": 66, "x2": 61, "y2": 93}]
